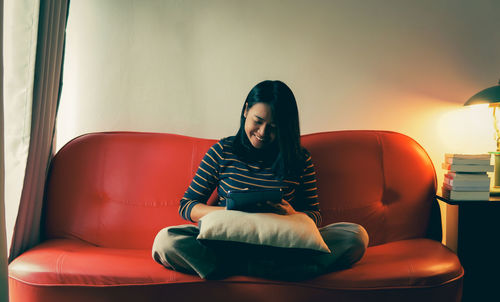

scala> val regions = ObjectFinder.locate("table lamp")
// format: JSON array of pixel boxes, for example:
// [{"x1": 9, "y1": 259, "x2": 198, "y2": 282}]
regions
[{"x1": 464, "y1": 79, "x2": 500, "y2": 194}]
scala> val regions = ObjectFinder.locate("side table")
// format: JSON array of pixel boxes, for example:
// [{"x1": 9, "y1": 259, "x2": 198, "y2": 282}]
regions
[{"x1": 436, "y1": 194, "x2": 500, "y2": 301}]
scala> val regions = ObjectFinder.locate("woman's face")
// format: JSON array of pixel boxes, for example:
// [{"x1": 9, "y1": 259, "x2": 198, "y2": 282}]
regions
[{"x1": 243, "y1": 102, "x2": 277, "y2": 149}]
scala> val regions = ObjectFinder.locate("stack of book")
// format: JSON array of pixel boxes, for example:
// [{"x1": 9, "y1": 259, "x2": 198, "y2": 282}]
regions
[{"x1": 442, "y1": 153, "x2": 493, "y2": 200}]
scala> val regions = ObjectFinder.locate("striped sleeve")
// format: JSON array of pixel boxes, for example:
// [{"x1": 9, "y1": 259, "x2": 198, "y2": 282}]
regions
[
  {"x1": 297, "y1": 151, "x2": 322, "y2": 227},
  {"x1": 179, "y1": 141, "x2": 223, "y2": 222}
]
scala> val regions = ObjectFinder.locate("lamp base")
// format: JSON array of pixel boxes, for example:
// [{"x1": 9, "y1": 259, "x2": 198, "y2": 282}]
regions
[
  {"x1": 490, "y1": 152, "x2": 500, "y2": 196},
  {"x1": 491, "y1": 187, "x2": 500, "y2": 196}
]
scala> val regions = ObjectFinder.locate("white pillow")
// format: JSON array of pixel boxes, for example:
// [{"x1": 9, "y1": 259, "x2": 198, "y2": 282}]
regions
[{"x1": 197, "y1": 210, "x2": 330, "y2": 254}]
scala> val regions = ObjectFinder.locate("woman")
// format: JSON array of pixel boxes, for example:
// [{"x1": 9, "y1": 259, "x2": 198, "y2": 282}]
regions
[{"x1": 152, "y1": 80, "x2": 368, "y2": 280}]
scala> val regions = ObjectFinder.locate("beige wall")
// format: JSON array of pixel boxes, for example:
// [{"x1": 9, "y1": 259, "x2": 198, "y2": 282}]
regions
[{"x1": 57, "y1": 0, "x2": 500, "y2": 249}]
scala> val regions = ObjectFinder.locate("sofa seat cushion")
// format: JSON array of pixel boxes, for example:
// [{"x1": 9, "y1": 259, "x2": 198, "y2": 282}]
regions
[
  {"x1": 8, "y1": 239, "x2": 201, "y2": 286},
  {"x1": 304, "y1": 238, "x2": 463, "y2": 289},
  {"x1": 9, "y1": 238, "x2": 462, "y2": 289}
]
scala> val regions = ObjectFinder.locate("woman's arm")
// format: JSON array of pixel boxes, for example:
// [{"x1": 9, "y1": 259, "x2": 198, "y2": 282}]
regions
[
  {"x1": 295, "y1": 152, "x2": 322, "y2": 226},
  {"x1": 178, "y1": 142, "x2": 224, "y2": 222},
  {"x1": 189, "y1": 203, "x2": 225, "y2": 222}
]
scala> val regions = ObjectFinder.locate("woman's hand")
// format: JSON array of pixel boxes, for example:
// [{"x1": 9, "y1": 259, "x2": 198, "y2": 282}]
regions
[{"x1": 258, "y1": 199, "x2": 297, "y2": 215}]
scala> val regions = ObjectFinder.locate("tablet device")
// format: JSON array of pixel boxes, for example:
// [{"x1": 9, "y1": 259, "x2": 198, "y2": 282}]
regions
[{"x1": 226, "y1": 188, "x2": 283, "y2": 212}]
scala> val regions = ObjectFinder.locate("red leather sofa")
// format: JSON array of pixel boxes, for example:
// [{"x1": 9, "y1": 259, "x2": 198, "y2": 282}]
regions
[{"x1": 8, "y1": 130, "x2": 463, "y2": 301}]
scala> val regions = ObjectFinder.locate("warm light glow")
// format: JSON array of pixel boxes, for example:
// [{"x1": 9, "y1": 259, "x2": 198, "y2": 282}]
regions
[{"x1": 436, "y1": 104, "x2": 496, "y2": 154}]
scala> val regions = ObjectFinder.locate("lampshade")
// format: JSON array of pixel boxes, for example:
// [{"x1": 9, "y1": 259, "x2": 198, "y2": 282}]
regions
[{"x1": 464, "y1": 79, "x2": 500, "y2": 106}]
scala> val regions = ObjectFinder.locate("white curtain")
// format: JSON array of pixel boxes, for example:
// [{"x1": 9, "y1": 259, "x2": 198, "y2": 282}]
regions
[
  {"x1": 1, "y1": 0, "x2": 10, "y2": 298},
  {"x1": 3, "y1": 0, "x2": 40, "y2": 259},
  {"x1": 7, "y1": 0, "x2": 69, "y2": 262}
]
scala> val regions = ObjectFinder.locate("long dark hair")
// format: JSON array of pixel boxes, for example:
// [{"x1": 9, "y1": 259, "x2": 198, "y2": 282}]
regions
[{"x1": 233, "y1": 80, "x2": 305, "y2": 180}]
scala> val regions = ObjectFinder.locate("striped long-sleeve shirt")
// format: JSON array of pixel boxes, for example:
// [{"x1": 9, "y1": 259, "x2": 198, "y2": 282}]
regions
[{"x1": 179, "y1": 136, "x2": 322, "y2": 226}]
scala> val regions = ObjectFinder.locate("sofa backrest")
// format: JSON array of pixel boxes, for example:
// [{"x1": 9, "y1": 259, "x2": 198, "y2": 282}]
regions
[
  {"x1": 44, "y1": 131, "x2": 438, "y2": 249},
  {"x1": 301, "y1": 131, "x2": 438, "y2": 246}
]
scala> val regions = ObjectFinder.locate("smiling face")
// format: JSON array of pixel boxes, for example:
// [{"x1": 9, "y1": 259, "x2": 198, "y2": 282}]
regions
[{"x1": 243, "y1": 102, "x2": 277, "y2": 149}]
